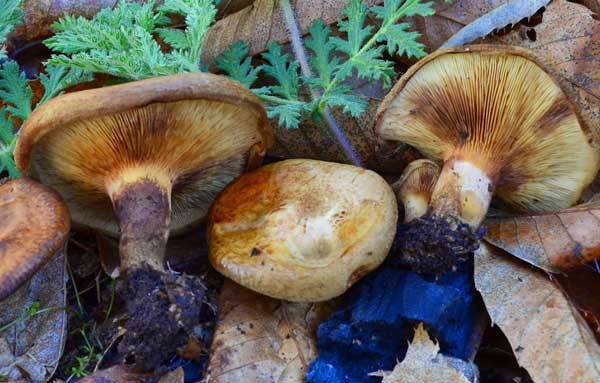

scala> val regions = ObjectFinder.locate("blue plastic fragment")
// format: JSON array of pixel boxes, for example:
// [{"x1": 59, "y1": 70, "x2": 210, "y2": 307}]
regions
[{"x1": 306, "y1": 261, "x2": 477, "y2": 383}]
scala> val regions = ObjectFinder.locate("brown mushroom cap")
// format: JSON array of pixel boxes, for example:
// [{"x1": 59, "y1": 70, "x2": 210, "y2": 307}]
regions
[
  {"x1": 376, "y1": 45, "x2": 599, "y2": 227},
  {"x1": 208, "y1": 159, "x2": 398, "y2": 302},
  {"x1": 14, "y1": 72, "x2": 273, "y2": 237},
  {"x1": 0, "y1": 177, "x2": 70, "y2": 301},
  {"x1": 392, "y1": 159, "x2": 440, "y2": 222}
]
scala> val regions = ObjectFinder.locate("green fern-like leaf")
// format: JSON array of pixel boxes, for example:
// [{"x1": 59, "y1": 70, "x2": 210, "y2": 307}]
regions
[
  {"x1": 215, "y1": 40, "x2": 261, "y2": 88},
  {"x1": 45, "y1": 0, "x2": 217, "y2": 80},
  {"x1": 0, "y1": 0, "x2": 23, "y2": 60},
  {"x1": 0, "y1": 60, "x2": 32, "y2": 120}
]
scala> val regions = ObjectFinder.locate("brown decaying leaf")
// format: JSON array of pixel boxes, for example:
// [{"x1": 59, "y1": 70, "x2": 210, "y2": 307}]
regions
[
  {"x1": 484, "y1": 198, "x2": 600, "y2": 272},
  {"x1": 207, "y1": 280, "x2": 324, "y2": 383},
  {"x1": 77, "y1": 364, "x2": 152, "y2": 383},
  {"x1": 369, "y1": 323, "x2": 472, "y2": 383},
  {"x1": 411, "y1": 0, "x2": 600, "y2": 147},
  {"x1": 474, "y1": 242, "x2": 600, "y2": 383},
  {"x1": 0, "y1": 247, "x2": 67, "y2": 382}
]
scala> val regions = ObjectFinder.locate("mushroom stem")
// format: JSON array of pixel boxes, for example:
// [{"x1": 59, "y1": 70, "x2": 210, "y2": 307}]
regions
[
  {"x1": 110, "y1": 178, "x2": 171, "y2": 273},
  {"x1": 401, "y1": 192, "x2": 429, "y2": 223},
  {"x1": 430, "y1": 159, "x2": 493, "y2": 229}
]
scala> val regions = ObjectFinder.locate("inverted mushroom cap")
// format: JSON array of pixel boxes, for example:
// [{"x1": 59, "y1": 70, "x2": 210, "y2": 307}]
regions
[
  {"x1": 392, "y1": 159, "x2": 440, "y2": 222},
  {"x1": 376, "y1": 45, "x2": 599, "y2": 216},
  {"x1": 0, "y1": 177, "x2": 70, "y2": 301},
  {"x1": 208, "y1": 159, "x2": 398, "y2": 302},
  {"x1": 14, "y1": 73, "x2": 273, "y2": 236}
]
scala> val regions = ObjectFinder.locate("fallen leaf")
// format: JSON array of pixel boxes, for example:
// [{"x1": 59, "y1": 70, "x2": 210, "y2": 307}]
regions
[
  {"x1": 0, "y1": 247, "x2": 67, "y2": 382},
  {"x1": 474, "y1": 242, "x2": 600, "y2": 383},
  {"x1": 77, "y1": 364, "x2": 152, "y2": 383},
  {"x1": 484, "y1": 198, "x2": 600, "y2": 272},
  {"x1": 368, "y1": 323, "x2": 472, "y2": 383},
  {"x1": 207, "y1": 279, "x2": 324, "y2": 383},
  {"x1": 410, "y1": 0, "x2": 600, "y2": 146},
  {"x1": 158, "y1": 367, "x2": 185, "y2": 383},
  {"x1": 441, "y1": 0, "x2": 550, "y2": 48}
]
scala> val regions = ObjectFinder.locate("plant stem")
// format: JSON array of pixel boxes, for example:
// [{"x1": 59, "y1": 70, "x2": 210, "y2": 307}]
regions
[{"x1": 278, "y1": 0, "x2": 363, "y2": 168}]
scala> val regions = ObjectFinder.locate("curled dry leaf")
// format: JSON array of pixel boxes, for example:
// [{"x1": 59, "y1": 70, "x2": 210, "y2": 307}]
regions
[
  {"x1": 474, "y1": 242, "x2": 600, "y2": 383},
  {"x1": 411, "y1": 0, "x2": 600, "y2": 147},
  {"x1": 484, "y1": 198, "x2": 600, "y2": 272},
  {"x1": 207, "y1": 280, "x2": 325, "y2": 383},
  {"x1": 440, "y1": 0, "x2": 550, "y2": 48},
  {"x1": 368, "y1": 323, "x2": 474, "y2": 383},
  {"x1": 0, "y1": 247, "x2": 67, "y2": 382}
]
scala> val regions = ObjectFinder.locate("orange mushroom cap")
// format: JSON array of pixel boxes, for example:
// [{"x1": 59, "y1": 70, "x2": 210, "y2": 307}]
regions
[
  {"x1": 0, "y1": 177, "x2": 70, "y2": 301},
  {"x1": 208, "y1": 159, "x2": 398, "y2": 302}
]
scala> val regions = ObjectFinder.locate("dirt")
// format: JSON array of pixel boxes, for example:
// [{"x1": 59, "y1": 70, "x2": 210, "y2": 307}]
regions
[
  {"x1": 117, "y1": 267, "x2": 207, "y2": 372},
  {"x1": 393, "y1": 214, "x2": 481, "y2": 275}
]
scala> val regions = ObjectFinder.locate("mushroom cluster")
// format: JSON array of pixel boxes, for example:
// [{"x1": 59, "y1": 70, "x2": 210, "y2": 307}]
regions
[
  {"x1": 14, "y1": 72, "x2": 273, "y2": 369},
  {"x1": 376, "y1": 45, "x2": 600, "y2": 273}
]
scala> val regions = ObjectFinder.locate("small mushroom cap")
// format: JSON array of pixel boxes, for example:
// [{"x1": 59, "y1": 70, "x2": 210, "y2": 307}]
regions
[
  {"x1": 392, "y1": 159, "x2": 440, "y2": 222},
  {"x1": 208, "y1": 159, "x2": 398, "y2": 302},
  {"x1": 376, "y1": 45, "x2": 599, "y2": 213},
  {"x1": 14, "y1": 73, "x2": 273, "y2": 236},
  {"x1": 0, "y1": 177, "x2": 70, "y2": 301}
]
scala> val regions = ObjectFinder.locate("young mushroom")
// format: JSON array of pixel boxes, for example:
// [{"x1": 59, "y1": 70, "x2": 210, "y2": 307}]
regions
[
  {"x1": 14, "y1": 73, "x2": 273, "y2": 369},
  {"x1": 208, "y1": 159, "x2": 398, "y2": 302},
  {"x1": 392, "y1": 159, "x2": 440, "y2": 223},
  {"x1": 0, "y1": 177, "x2": 70, "y2": 302},
  {"x1": 376, "y1": 45, "x2": 599, "y2": 273}
]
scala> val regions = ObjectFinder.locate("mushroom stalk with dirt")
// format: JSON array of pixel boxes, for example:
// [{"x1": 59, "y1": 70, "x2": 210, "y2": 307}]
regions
[
  {"x1": 376, "y1": 44, "x2": 600, "y2": 274},
  {"x1": 13, "y1": 73, "x2": 273, "y2": 370}
]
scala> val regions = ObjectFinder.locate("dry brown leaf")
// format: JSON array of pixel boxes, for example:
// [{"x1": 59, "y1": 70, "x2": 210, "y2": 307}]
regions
[
  {"x1": 484, "y1": 198, "x2": 600, "y2": 272},
  {"x1": 0, "y1": 247, "x2": 67, "y2": 382},
  {"x1": 475, "y1": 242, "x2": 600, "y2": 383},
  {"x1": 207, "y1": 279, "x2": 324, "y2": 383},
  {"x1": 369, "y1": 323, "x2": 472, "y2": 383},
  {"x1": 77, "y1": 365, "x2": 152, "y2": 383},
  {"x1": 411, "y1": 0, "x2": 600, "y2": 146}
]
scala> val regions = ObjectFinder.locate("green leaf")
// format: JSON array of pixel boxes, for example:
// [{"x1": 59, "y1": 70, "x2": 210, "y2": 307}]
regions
[
  {"x1": 45, "y1": 0, "x2": 217, "y2": 80},
  {"x1": 0, "y1": 0, "x2": 24, "y2": 60},
  {"x1": 331, "y1": 0, "x2": 373, "y2": 57},
  {"x1": 267, "y1": 103, "x2": 306, "y2": 130},
  {"x1": 379, "y1": 22, "x2": 427, "y2": 58},
  {"x1": 215, "y1": 40, "x2": 261, "y2": 88},
  {"x1": 38, "y1": 66, "x2": 94, "y2": 105},
  {"x1": 305, "y1": 20, "x2": 339, "y2": 88},
  {"x1": 260, "y1": 43, "x2": 301, "y2": 101},
  {"x1": 324, "y1": 85, "x2": 368, "y2": 117},
  {"x1": 0, "y1": 60, "x2": 32, "y2": 120}
]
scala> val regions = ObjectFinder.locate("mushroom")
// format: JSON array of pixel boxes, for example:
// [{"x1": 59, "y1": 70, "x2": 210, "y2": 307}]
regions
[
  {"x1": 208, "y1": 159, "x2": 398, "y2": 302},
  {"x1": 392, "y1": 159, "x2": 440, "y2": 222},
  {"x1": 376, "y1": 45, "x2": 599, "y2": 273},
  {"x1": 0, "y1": 177, "x2": 70, "y2": 301},
  {"x1": 13, "y1": 72, "x2": 273, "y2": 369}
]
